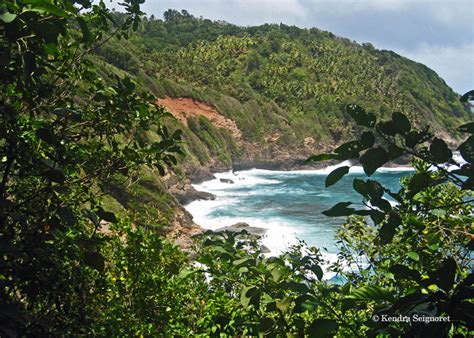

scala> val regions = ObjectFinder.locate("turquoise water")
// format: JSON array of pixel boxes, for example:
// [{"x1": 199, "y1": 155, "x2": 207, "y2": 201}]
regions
[{"x1": 186, "y1": 166, "x2": 413, "y2": 256}]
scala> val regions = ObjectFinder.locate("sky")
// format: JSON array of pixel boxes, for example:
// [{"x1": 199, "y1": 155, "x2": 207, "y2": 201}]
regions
[{"x1": 133, "y1": 0, "x2": 474, "y2": 95}]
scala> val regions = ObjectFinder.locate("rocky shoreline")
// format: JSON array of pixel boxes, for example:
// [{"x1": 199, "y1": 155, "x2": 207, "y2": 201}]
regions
[{"x1": 163, "y1": 156, "x2": 414, "y2": 251}]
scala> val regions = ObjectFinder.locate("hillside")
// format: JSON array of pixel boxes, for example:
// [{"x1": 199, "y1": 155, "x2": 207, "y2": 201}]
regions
[{"x1": 94, "y1": 10, "x2": 470, "y2": 175}]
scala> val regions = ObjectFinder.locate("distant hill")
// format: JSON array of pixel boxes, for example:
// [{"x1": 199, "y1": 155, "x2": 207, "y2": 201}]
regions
[{"x1": 93, "y1": 9, "x2": 471, "y2": 172}]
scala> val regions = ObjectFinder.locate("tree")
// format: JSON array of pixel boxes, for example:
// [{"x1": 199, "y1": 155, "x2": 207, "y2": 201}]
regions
[
  {"x1": 0, "y1": 0, "x2": 181, "y2": 334},
  {"x1": 307, "y1": 98, "x2": 474, "y2": 336}
]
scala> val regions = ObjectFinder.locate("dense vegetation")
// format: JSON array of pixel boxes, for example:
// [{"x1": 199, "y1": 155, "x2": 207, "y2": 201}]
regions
[
  {"x1": 95, "y1": 9, "x2": 469, "y2": 157},
  {"x1": 1, "y1": 1, "x2": 472, "y2": 337}
]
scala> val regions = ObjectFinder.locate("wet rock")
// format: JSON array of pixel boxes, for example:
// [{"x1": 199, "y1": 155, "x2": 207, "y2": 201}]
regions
[
  {"x1": 174, "y1": 188, "x2": 216, "y2": 205},
  {"x1": 232, "y1": 222, "x2": 250, "y2": 228},
  {"x1": 219, "y1": 178, "x2": 234, "y2": 184},
  {"x1": 189, "y1": 167, "x2": 216, "y2": 184},
  {"x1": 216, "y1": 222, "x2": 266, "y2": 236}
]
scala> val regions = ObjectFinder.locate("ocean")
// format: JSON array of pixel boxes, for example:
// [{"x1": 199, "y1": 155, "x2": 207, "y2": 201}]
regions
[{"x1": 185, "y1": 162, "x2": 415, "y2": 262}]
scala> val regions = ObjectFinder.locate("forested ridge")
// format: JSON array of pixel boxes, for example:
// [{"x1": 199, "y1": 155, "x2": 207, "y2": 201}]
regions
[
  {"x1": 1, "y1": 2, "x2": 473, "y2": 337},
  {"x1": 96, "y1": 10, "x2": 469, "y2": 159}
]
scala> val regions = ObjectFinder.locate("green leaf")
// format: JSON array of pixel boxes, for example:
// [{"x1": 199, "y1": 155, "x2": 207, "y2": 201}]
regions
[
  {"x1": 233, "y1": 257, "x2": 254, "y2": 267},
  {"x1": 407, "y1": 251, "x2": 420, "y2": 262},
  {"x1": 360, "y1": 131, "x2": 375, "y2": 148},
  {"x1": 306, "y1": 153, "x2": 337, "y2": 163},
  {"x1": 76, "y1": 17, "x2": 91, "y2": 43},
  {"x1": 379, "y1": 213, "x2": 401, "y2": 244},
  {"x1": 430, "y1": 138, "x2": 452, "y2": 163},
  {"x1": 458, "y1": 122, "x2": 474, "y2": 134},
  {"x1": 258, "y1": 317, "x2": 274, "y2": 334},
  {"x1": 84, "y1": 251, "x2": 105, "y2": 271},
  {"x1": 27, "y1": 2, "x2": 68, "y2": 17},
  {"x1": 240, "y1": 286, "x2": 258, "y2": 307},
  {"x1": 307, "y1": 318, "x2": 339, "y2": 337},
  {"x1": 460, "y1": 90, "x2": 474, "y2": 102},
  {"x1": 370, "y1": 198, "x2": 392, "y2": 212},
  {"x1": 276, "y1": 296, "x2": 292, "y2": 313},
  {"x1": 408, "y1": 172, "x2": 432, "y2": 197},
  {"x1": 366, "y1": 180, "x2": 384, "y2": 199},
  {"x1": 392, "y1": 112, "x2": 411, "y2": 134},
  {"x1": 431, "y1": 258, "x2": 457, "y2": 292},
  {"x1": 347, "y1": 104, "x2": 376, "y2": 127},
  {"x1": 360, "y1": 147, "x2": 389, "y2": 176},
  {"x1": 350, "y1": 285, "x2": 393, "y2": 302},
  {"x1": 270, "y1": 266, "x2": 284, "y2": 282},
  {"x1": 390, "y1": 264, "x2": 421, "y2": 281},
  {"x1": 43, "y1": 168, "x2": 65, "y2": 183},
  {"x1": 0, "y1": 11, "x2": 16, "y2": 23},
  {"x1": 294, "y1": 295, "x2": 318, "y2": 313},
  {"x1": 388, "y1": 144, "x2": 404, "y2": 160},
  {"x1": 380, "y1": 222, "x2": 396, "y2": 244},
  {"x1": 58, "y1": 207, "x2": 75, "y2": 227},
  {"x1": 458, "y1": 135, "x2": 474, "y2": 163},
  {"x1": 311, "y1": 264, "x2": 324, "y2": 281},
  {"x1": 178, "y1": 268, "x2": 196, "y2": 279},
  {"x1": 334, "y1": 141, "x2": 363, "y2": 159},
  {"x1": 353, "y1": 178, "x2": 368, "y2": 197},
  {"x1": 378, "y1": 121, "x2": 397, "y2": 136},
  {"x1": 325, "y1": 166, "x2": 349, "y2": 187},
  {"x1": 97, "y1": 208, "x2": 117, "y2": 223},
  {"x1": 322, "y1": 202, "x2": 354, "y2": 217}
]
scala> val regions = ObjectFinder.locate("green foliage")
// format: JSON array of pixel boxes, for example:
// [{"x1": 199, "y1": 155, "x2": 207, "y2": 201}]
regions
[
  {"x1": 91, "y1": 11, "x2": 469, "y2": 170},
  {"x1": 0, "y1": 0, "x2": 182, "y2": 334},
  {"x1": 309, "y1": 97, "x2": 474, "y2": 336},
  {"x1": 2, "y1": 2, "x2": 473, "y2": 336}
]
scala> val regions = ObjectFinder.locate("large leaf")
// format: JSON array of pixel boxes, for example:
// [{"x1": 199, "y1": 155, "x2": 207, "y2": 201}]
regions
[
  {"x1": 460, "y1": 90, "x2": 474, "y2": 102},
  {"x1": 392, "y1": 112, "x2": 411, "y2": 134},
  {"x1": 84, "y1": 251, "x2": 105, "y2": 271},
  {"x1": 389, "y1": 264, "x2": 421, "y2": 281},
  {"x1": 459, "y1": 135, "x2": 474, "y2": 163},
  {"x1": 306, "y1": 153, "x2": 337, "y2": 163},
  {"x1": 97, "y1": 208, "x2": 117, "y2": 223},
  {"x1": 350, "y1": 285, "x2": 394, "y2": 302},
  {"x1": 430, "y1": 257, "x2": 457, "y2": 292},
  {"x1": 360, "y1": 131, "x2": 375, "y2": 148},
  {"x1": 0, "y1": 11, "x2": 16, "y2": 23},
  {"x1": 76, "y1": 17, "x2": 91, "y2": 43},
  {"x1": 347, "y1": 104, "x2": 376, "y2": 127},
  {"x1": 307, "y1": 318, "x2": 339, "y2": 337},
  {"x1": 258, "y1": 317, "x2": 275, "y2": 334},
  {"x1": 379, "y1": 213, "x2": 401, "y2": 244},
  {"x1": 322, "y1": 202, "x2": 354, "y2": 217},
  {"x1": 407, "y1": 172, "x2": 432, "y2": 197},
  {"x1": 240, "y1": 286, "x2": 259, "y2": 308},
  {"x1": 458, "y1": 122, "x2": 474, "y2": 134},
  {"x1": 334, "y1": 141, "x2": 363, "y2": 159},
  {"x1": 430, "y1": 138, "x2": 452, "y2": 163},
  {"x1": 325, "y1": 166, "x2": 349, "y2": 187},
  {"x1": 360, "y1": 147, "x2": 389, "y2": 176}
]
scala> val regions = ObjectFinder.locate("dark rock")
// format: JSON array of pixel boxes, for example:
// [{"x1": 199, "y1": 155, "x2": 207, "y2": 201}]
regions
[
  {"x1": 216, "y1": 223, "x2": 266, "y2": 236},
  {"x1": 174, "y1": 188, "x2": 215, "y2": 205},
  {"x1": 260, "y1": 245, "x2": 271, "y2": 253},
  {"x1": 220, "y1": 178, "x2": 234, "y2": 184},
  {"x1": 232, "y1": 222, "x2": 250, "y2": 228},
  {"x1": 189, "y1": 167, "x2": 216, "y2": 184}
]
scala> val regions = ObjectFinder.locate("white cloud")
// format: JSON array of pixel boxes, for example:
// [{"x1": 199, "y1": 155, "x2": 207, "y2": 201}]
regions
[{"x1": 142, "y1": 0, "x2": 308, "y2": 25}]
